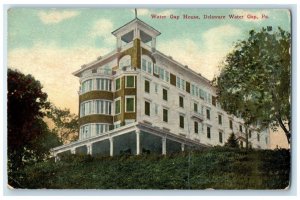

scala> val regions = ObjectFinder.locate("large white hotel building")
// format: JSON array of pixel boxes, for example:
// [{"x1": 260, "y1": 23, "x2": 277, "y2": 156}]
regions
[{"x1": 51, "y1": 16, "x2": 270, "y2": 158}]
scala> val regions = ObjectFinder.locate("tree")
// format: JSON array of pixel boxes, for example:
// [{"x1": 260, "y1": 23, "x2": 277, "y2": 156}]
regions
[
  {"x1": 215, "y1": 27, "x2": 291, "y2": 145},
  {"x1": 7, "y1": 69, "x2": 61, "y2": 187},
  {"x1": 46, "y1": 104, "x2": 79, "y2": 144},
  {"x1": 225, "y1": 133, "x2": 239, "y2": 148}
]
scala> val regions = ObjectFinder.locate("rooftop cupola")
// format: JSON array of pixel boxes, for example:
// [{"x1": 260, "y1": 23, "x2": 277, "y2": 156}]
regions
[{"x1": 111, "y1": 9, "x2": 161, "y2": 52}]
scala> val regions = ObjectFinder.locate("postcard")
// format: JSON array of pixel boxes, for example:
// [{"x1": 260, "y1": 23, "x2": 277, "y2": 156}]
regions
[{"x1": 7, "y1": 7, "x2": 291, "y2": 190}]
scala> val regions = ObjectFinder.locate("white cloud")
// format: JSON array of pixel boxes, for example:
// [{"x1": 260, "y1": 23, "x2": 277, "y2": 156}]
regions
[
  {"x1": 89, "y1": 19, "x2": 115, "y2": 45},
  {"x1": 157, "y1": 10, "x2": 174, "y2": 16},
  {"x1": 202, "y1": 25, "x2": 242, "y2": 52},
  {"x1": 8, "y1": 43, "x2": 110, "y2": 114},
  {"x1": 231, "y1": 9, "x2": 270, "y2": 22},
  {"x1": 158, "y1": 25, "x2": 242, "y2": 80},
  {"x1": 38, "y1": 10, "x2": 80, "y2": 24}
]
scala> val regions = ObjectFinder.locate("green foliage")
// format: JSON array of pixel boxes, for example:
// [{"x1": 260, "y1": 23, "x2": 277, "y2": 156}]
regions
[
  {"x1": 7, "y1": 68, "x2": 62, "y2": 188},
  {"x1": 225, "y1": 133, "x2": 239, "y2": 148},
  {"x1": 47, "y1": 104, "x2": 79, "y2": 143},
  {"x1": 20, "y1": 148, "x2": 290, "y2": 189},
  {"x1": 215, "y1": 27, "x2": 291, "y2": 144}
]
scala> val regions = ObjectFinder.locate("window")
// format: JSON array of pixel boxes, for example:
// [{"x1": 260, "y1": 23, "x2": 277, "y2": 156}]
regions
[
  {"x1": 104, "y1": 65, "x2": 111, "y2": 75},
  {"x1": 265, "y1": 137, "x2": 268, "y2": 144},
  {"x1": 126, "y1": 76, "x2": 135, "y2": 88},
  {"x1": 179, "y1": 96, "x2": 184, "y2": 108},
  {"x1": 80, "y1": 101, "x2": 93, "y2": 117},
  {"x1": 165, "y1": 71, "x2": 170, "y2": 82},
  {"x1": 219, "y1": 132, "x2": 223, "y2": 143},
  {"x1": 81, "y1": 79, "x2": 93, "y2": 93},
  {"x1": 100, "y1": 79, "x2": 104, "y2": 90},
  {"x1": 194, "y1": 121, "x2": 198, "y2": 134},
  {"x1": 159, "y1": 68, "x2": 165, "y2": 80},
  {"x1": 125, "y1": 96, "x2": 135, "y2": 112},
  {"x1": 96, "y1": 79, "x2": 111, "y2": 91},
  {"x1": 239, "y1": 125, "x2": 243, "y2": 132},
  {"x1": 229, "y1": 120, "x2": 233, "y2": 129},
  {"x1": 145, "y1": 80, "x2": 150, "y2": 93},
  {"x1": 96, "y1": 124, "x2": 109, "y2": 135},
  {"x1": 218, "y1": 114, "x2": 222, "y2": 125},
  {"x1": 176, "y1": 76, "x2": 185, "y2": 90},
  {"x1": 119, "y1": 55, "x2": 131, "y2": 68},
  {"x1": 206, "y1": 109, "x2": 210, "y2": 120},
  {"x1": 115, "y1": 78, "x2": 121, "y2": 91},
  {"x1": 145, "y1": 101, "x2": 150, "y2": 116},
  {"x1": 163, "y1": 88, "x2": 168, "y2": 101},
  {"x1": 80, "y1": 124, "x2": 91, "y2": 139},
  {"x1": 193, "y1": 103, "x2": 198, "y2": 113},
  {"x1": 115, "y1": 99, "x2": 121, "y2": 115},
  {"x1": 142, "y1": 57, "x2": 152, "y2": 74},
  {"x1": 154, "y1": 64, "x2": 159, "y2": 74},
  {"x1": 147, "y1": 61, "x2": 152, "y2": 74},
  {"x1": 207, "y1": 126, "x2": 211, "y2": 139},
  {"x1": 248, "y1": 130, "x2": 252, "y2": 138},
  {"x1": 191, "y1": 85, "x2": 195, "y2": 96},
  {"x1": 199, "y1": 88, "x2": 208, "y2": 102},
  {"x1": 142, "y1": 59, "x2": 147, "y2": 72},
  {"x1": 95, "y1": 100, "x2": 112, "y2": 115},
  {"x1": 257, "y1": 133, "x2": 260, "y2": 142},
  {"x1": 163, "y1": 109, "x2": 168, "y2": 122},
  {"x1": 179, "y1": 115, "x2": 184, "y2": 129},
  {"x1": 154, "y1": 66, "x2": 170, "y2": 82}
]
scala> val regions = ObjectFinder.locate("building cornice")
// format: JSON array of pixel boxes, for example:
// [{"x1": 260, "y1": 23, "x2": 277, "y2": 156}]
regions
[
  {"x1": 152, "y1": 50, "x2": 214, "y2": 89},
  {"x1": 72, "y1": 50, "x2": 118, "y2": 77}
]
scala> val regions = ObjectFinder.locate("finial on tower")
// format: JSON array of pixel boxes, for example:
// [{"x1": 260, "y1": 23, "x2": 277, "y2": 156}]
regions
[{"x1": 135, "y1": 8, "x2": 137, "y2": 19}]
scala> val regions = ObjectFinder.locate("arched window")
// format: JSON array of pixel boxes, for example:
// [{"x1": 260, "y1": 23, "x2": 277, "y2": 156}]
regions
[{"x1": 119, "y1": 55, "x2": 131, "y2": 69}]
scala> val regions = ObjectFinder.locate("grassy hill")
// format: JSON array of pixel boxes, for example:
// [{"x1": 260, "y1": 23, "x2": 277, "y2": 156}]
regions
[{"x1": 20, "y1": 147, "x2": 290, "y2": 189}]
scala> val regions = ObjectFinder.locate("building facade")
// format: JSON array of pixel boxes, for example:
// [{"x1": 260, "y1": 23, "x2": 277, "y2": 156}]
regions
[{"x1": 51, "y1": 17, "x2": 270, "y2": 159}]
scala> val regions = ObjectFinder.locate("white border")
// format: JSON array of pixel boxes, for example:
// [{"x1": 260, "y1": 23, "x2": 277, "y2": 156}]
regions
[{"x1": 1, "y1": 1, "x2": 299, "y2": 199}]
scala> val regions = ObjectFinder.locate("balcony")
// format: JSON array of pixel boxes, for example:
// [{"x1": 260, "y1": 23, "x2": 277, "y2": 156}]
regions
[
  {"x1": 82, "y1": 69, "x2": 112, "y2": 79},
  {"x1": 113, "y1": 66, "x2": 139, "y2": 77},
  {"x1": 191, "y1": 111, "x2": 204, "y2": 121}
]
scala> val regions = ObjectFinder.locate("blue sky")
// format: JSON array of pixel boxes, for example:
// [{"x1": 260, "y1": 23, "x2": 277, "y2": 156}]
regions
[{"x1": 8, "y1": 8, "x2": 291, "y2": 114}]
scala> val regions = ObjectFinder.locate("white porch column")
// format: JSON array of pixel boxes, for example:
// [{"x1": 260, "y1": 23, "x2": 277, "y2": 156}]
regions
[
  {"x1": 71, "y1": 147, "x2": 76, "y2": 154},
  {"x1": 136, "y1": 129, "x2": 141, "y2": 155},
  {"x1": 181, "y1": 143, "x2": 185, "y2": 152},
  {"x1": 162, "y1": 136, "x2": 166, "y2": 155},
  {"x1": 110, "y1": 137, "x2": 114, "y2": 157},
  {"x1": 87, "y1": 143, "x2": 92, "y2": 155},
  {"x1": 53, "y1": 152, "x2": 59, "y2": 162}
]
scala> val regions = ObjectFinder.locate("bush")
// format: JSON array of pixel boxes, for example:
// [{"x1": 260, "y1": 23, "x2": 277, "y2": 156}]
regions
[{"x1": 19, "y1": 148, "x2": 290, "y2": 189}]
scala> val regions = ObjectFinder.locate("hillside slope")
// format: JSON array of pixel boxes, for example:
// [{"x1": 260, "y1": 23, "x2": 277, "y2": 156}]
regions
[{"x1": 20, "y1": 148, "x2": 290, "y2": 189}]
